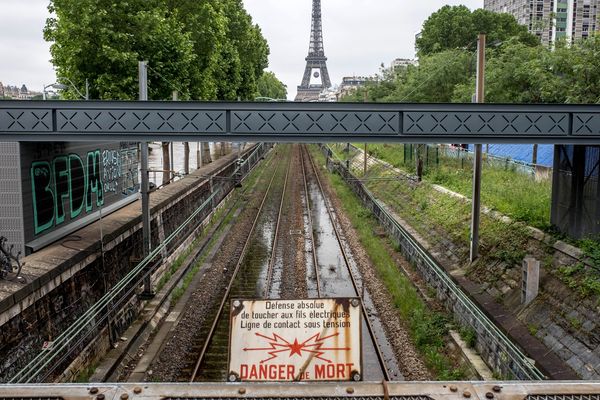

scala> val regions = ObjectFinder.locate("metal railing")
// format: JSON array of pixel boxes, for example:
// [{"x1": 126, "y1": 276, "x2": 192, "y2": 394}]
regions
[
  {"x1": 321, "y1": 145, "x2": 545, "y2": 380},
  {"x1": 7, "y1": 143, "x2": 269, "y2": 384},
  {"x1": 1, "y1": 381, "x2": 599, "y2": 399}
]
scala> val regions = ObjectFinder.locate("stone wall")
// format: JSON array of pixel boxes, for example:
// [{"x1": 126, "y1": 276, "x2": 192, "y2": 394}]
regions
[
  {"x1": 0, "y1": 144, "x2": 268, "y2": 382},
  {"x1": 323, "y1": 147, "x2": 545, "y2": 380}
]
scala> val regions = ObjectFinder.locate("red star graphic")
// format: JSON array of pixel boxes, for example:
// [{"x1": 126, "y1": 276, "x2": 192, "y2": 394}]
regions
[{"x1": 288, "y1": 338, "x2": 303, "y2": 357}]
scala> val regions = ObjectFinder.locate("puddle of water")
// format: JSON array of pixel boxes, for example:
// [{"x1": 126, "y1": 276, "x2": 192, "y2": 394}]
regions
[
  {"x1": 307, "y1": 171, "x2": 403, "y2": 381},
  {"x1": 302, "y1": 193, "x2": 320, "y2": 298}
]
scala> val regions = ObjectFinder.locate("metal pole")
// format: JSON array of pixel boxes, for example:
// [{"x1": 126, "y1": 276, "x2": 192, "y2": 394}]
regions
[
  {"x1": 171, "y1": 91, "x2": 177, "y2": 182},
  {"x1": 197, "y1": 142, "x2": 201, "y2": 169},
  {"x1": 85, "y1": 78, "x2": 89, "y2": 100},
  {"x1": 470, "y1": 34, "x2": 486, "y2": 262},
  {"x1": 364, "y1": 143, "x2": 367, "y2": 176},
  {"x1": 139, "y1": 61, "x2": 154, "y2": 297},
  {"x1": 199, "y1": 143, "x2": 203, "y2": 168}
]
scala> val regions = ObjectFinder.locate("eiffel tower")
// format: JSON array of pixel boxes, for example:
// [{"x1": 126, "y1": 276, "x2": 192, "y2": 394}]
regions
[{"x1": 295, "y1": 0, "x2": 332, "y2": 102}]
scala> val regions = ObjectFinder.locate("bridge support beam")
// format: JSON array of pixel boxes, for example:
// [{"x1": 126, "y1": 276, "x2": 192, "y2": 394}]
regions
[{"x1": 551, "y1": 144, "x2": 600, "y2": 239}]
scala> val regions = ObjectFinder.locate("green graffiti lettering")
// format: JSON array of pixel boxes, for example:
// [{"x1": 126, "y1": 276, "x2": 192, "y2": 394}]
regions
[
  {"x1": 53, "y1": 156, "x2": 70, "y2": 225},
  {"x1": 86, "y1": 150, "x2": 104, "y2": 212},
  {"x1": 69, "y1": 153, "x2": 86, "y2": 219},
  {"x1": 31, "y1": 161, "x2": 55, "y2": 235}
]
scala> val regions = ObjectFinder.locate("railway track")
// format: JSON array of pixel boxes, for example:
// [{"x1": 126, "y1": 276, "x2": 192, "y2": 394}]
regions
[
  {"x1": 190, "y1": 147, "x2": 292, "y2": 382},
  {"x1": 186, "y1": 144, "x2": 398, "y2": 382},
  {"x1": 300, "y1": 144, "x2": 394, "y2": 381}
]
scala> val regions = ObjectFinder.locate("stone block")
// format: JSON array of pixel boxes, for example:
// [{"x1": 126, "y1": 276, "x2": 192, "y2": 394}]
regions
[
  {"x1": 580, "y1": 364, "x2": 600, "y2": 380},
  {"x1": 547, "y1": 323, "x2": 567, "y2": 340},
  {"x1": 579, "y1": 350, "x2": 600, "y2": 369},
  {"x1": 554, "y1": 241, "x2": 584, "y2": 260},
  {"x1": 557, "y1": 346, "x2": 573, "y2": 362},
  {"x1": 543, "y1": 334, "x2": 564, "y2": 351},
  {"x1": 560, "y1": 334, "x2": 578, "y2": 349},
  {"x1": 566, "y1": 355, "x2": 584, "y2": 372},
  {"x1": 582, "y1": 320, "x2": 596, "y2": 333},
  {"x1": 566, "y1": 340, "x2": 591, "y2": 356}
]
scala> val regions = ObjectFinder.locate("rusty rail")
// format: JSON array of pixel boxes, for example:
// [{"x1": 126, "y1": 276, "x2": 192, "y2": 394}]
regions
[
  {"x1": 302, "y1": 144, "x2": 392, "y2": 382},
  {"x1": 190, "y1": 148, "x2": 287, "y2": 382}
]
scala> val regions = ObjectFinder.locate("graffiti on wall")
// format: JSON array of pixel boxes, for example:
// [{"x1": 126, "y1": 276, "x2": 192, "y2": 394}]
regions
[{"x1": 29, "y1": 143, "x2": 139, "y2": 235}]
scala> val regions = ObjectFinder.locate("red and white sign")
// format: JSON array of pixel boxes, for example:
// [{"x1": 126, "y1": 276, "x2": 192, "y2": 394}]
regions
[{"x1": 228, "y1": 298, "x2": 362, "y2": 382}]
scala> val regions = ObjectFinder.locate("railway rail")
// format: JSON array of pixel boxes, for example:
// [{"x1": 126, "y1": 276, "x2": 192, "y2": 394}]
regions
[
  {"x1": 185, "y1": 145, "x2": 400, "y2": 382},
  {"x1": 300, "y1": 144, "x2": 392, "y2": 382},
  {"x1": 190, "y1": 148, "x2": 291, "y2": 382}
]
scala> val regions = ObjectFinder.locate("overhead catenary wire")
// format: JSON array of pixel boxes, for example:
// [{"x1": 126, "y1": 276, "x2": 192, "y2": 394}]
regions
[
  {"x1": 146, "y1": 64, "x2": 191, "y2": 100},
  {"x1": 398, "y1": 39, "x2": 480, "y2": 103}
]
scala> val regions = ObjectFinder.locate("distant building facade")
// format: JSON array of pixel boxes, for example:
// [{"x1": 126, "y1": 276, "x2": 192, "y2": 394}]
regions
[
  {"x1": 484, "y1": 0, "x2": 600, "y2": 46},
  {"x1": 0, "y1": 82, "x2": 41, "y2": 100},
  {"x1": 390, "y1": 58, "x2": 418, "y2": 70},
  {"x1": 336, "y1": 76, "x2": 369, "y2": 99}
]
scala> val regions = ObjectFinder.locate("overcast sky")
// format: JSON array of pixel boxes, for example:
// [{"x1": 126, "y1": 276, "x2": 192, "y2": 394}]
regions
[{"x1": 0, "y1": 0, "x2": 482, "y2": 99}]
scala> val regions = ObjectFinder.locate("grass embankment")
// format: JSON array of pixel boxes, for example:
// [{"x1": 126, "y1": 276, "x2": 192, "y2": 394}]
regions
[
  {"x1": 310, "y1": 146, "x2": 466, "y2": 380},
  {"x1": 332, "y1": 143, "x2": 600, "y2": 299},
  {"x1": 358, "y1": 143, "x2": 552, "y2": 230}
]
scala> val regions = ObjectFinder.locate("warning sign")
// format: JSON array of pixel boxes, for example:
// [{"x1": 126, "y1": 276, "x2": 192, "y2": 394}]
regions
[{"x1": 228, "y1": 298, "x2": 362, "y2": 382}]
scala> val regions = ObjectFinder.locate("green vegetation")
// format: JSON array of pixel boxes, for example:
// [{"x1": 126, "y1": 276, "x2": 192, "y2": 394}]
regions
[
  {"x1": 416, "y1": 5, "x2": 538, "y2": 57},
  {"x1": 45, "y1": 0, "x2": 275, "y2": 100},
  {"x1": 256, "y1": 71, "x2": 287, "y2": 100},
  {"x1": 557, "y1": 262, "x2": 600, "y2": 298},
  {"x1": 74, "y1": 363, "x2": 98, "y2": 382},
  {"x1": 342, "y1": 4, "x2": 600, "y2": 104},
  {"x1": 579, "y1": 239, "x2": 600, "y2": 272},
  {"x1": 459, "y1": 326, "x2": 477, "y2": 348},
  {"x1": 156, "y1": 237, "x2": 200, "y2": 293},
  {"x1": 364, "y1": 143, "x2": 551, "y2": 229},
  {"x1": 333, "y1": 144, "x2": 531, "y2": 270},
  {"x1": 310, "y1": 147, "x2": 465, "y2": 380},
  {"x1": 567, "y1": 316, "x2": 583, "y2": 330},
  {"x1": 527, "y1": 323, "x2": 539, "y2": 336}
]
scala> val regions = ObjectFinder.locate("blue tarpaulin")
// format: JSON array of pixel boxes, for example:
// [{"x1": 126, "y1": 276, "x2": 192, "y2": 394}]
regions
[{"x1": 467, "y1": 144, "x2": 554, "y2": 167}]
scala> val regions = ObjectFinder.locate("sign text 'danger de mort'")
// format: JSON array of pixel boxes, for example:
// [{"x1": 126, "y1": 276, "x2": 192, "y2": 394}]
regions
[{"x1": 228, "y1": 298, "x2": 362, "y2": 382}]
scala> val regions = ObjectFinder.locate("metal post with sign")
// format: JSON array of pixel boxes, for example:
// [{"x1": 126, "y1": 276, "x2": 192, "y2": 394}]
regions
[{"x1": 228, "y1": 298, "x2": 362, "y2": 382}]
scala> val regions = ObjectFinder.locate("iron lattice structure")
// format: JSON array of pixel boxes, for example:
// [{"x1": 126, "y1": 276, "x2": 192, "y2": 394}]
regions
[{"x1": 295, "y1": 0, "x2": 332, "y2": 102}]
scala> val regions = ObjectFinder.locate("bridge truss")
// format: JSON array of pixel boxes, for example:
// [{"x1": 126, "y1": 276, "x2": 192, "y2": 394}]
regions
[{"x1": 1, "y1": 101, "x2": 600, "y2": 143}]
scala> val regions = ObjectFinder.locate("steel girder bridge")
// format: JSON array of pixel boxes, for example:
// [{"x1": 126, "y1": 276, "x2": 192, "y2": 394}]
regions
[
  {"x1": 1, "y1": 101, "x2": 600, "y2": 395},
  {"x1": 0, "y1": 101, "x2": 599, "y2": 143}
]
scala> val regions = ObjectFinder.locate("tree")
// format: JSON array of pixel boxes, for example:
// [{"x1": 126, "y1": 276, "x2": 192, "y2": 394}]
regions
[
  {"x1": 222, "y1": 0, "x2": 269, "y2": 100},
  {"x1": 553, "y1": 35, "x2": 600, "y2": 103},
  {"x1": 164, "y1": 0, "x2": 269, "y2": 100},
  {"x1": 416, "y1": 5, "x2": 538, "y2": 57},
  {"x1": 256, "y1": 71, "x2": 287, "y2": 100},
  {"x1": 479, "y1": 41, "x2": 564, "y2": 103},
  {"x1": 389, "y1": 49, "x2": 475, "y2": 102},
  {"x1": 45, "y1": 0, "x2": 196, "y2": 100}
]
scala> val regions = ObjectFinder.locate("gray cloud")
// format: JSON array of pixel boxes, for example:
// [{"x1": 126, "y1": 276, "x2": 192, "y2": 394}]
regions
[{"x1": 0, "y1": 0, "x2": 483, "y2": 97}]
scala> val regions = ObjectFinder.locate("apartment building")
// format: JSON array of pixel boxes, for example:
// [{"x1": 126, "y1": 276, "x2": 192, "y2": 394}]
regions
[{"x1": 484, "y1": 0, "x2": 599, "y2": 45}]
